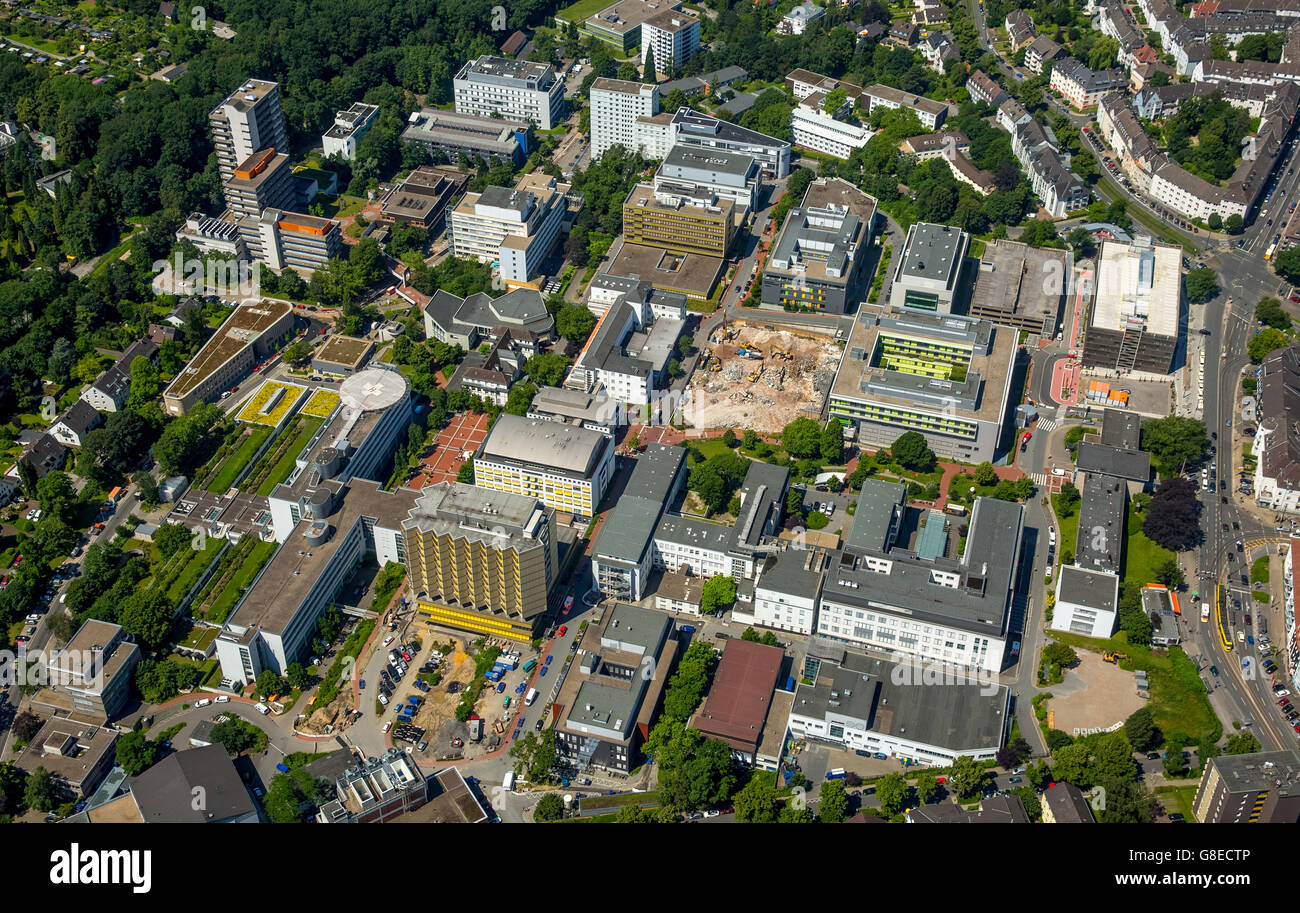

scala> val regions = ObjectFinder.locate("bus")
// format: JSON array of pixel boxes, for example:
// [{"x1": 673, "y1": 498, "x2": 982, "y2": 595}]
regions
[
  {"x1": 1201, "y1": 603, "x2": 1211, "y2": 623},
  {"x1": 1266, "y1": 241, "x2": 1278, "y2": 261}
]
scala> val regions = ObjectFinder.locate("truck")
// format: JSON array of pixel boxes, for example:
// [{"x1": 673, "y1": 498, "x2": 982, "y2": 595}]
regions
[
  {"x1": 525, "y1": 687, "x2": 539, "y2": 707},
  {"x1": 826, "y1": 768, "x2": 846, "y2": 781},
  {"x1": 485, "y1": 668, "x2": 502, "y2": 682},
  {"x1": 503, "y1": 771, "x2": 516, "y2": 792}
]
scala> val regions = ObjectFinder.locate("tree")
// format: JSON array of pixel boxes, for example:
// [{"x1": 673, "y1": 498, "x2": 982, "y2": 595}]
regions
[
  {"x1": 1184, "y1": 267, "x2": 1218, "y2": 303},
  {"x1": 732, "y1": 773, "x2": 780, "y2": 822},
  {"x1": 1140, "y1": 416, "x2": 1208, "y2": 476},
  {"x1": 556, "y1": 303, "x2": 597, "y2": 344},
  {"x1": 875, "y1": 771, "x2": 909, "y2": 815},
  {"x1": 643, "y1": 45, "x2": 657, "y2": 81},
  {"x1": 1042, "y1": 641, "x2": 1079, "y2": 668},
  {"x1": 136, "y1": 472, "x2": 161, "y2": 508},
  {"x1": 1143, "y1": 477, "x2": 1202, "y2": 551},
  {"x1": 35, "y1": 471, "x2": 77, "y2": 523},
  {"x1": 286, "y1": 662, "x2": 312, "y2": 691},
  {"x1": 699, "y1": 575, "x2": 737, "y2": 614},
  {"x1": 154, "y1": 522, "x2": 192, "y2": 558},
  {"x1": 457, "y1": 459, "x2": 475, "y2": 484},
  {"x1": 210, "y1": 718, "x2": 260, "y2": 756},
  {"x1": 914, "y1": 770, "x2": 940, "y2": 806},
  {"x1": 534, "y1": 793, "x2": 566, "y2": 822},
  {"x1": 24, "y1": 767, "x2": 57, "y2": 812},
  {"x1": 524, "y1": 352, "x2": 571, "y2": 387},
  {"x1": 973, "y1": 461, "x2": 998, "y2": 486},
  {"x1": 256, "y1": 670, "x2": 285, "y2": 700},
  {"x1": 818, "y1": 779, "x2": 849, "y2": 822},
  {"x1": 118, "y1": 590, "x2": 174, "y2": 649},
  {"x1": 1207, "y1": 213, "x2": 1222, "y2": 231},
  {"x1": 890, "y1": 431, "x2": 936, "y2": 471},
  {"x1": 264, "y1": 767, "x2": 334, "y2": 823},
  {"x1": 1224, "y1": 731, "x2": 1261, "y2": 754},
  {"x1": 283, "y1": 339, "x2": 313, "y2": 367},
  {"x1": 820, "y1": 423, "x2": 843, "y2": 464},
  {"x1": 1046, "y1": 729, "x2": 1075, "y2": 751},
  {"x1": 1155, "y1": 557, "x2": 1185, "y2": 589},
  {"x1": 1124, "y1": 707, "x2": 1160, "y2": 752},
  {"x1": 504, "y1": 381, "x2": 537, "y2": 416},
  {"x1": 1256, "y1": 297, "x2": 1293, "y2": 330},
  {"x1": 16, "y1": 458, "x2": 37, "y2": 499},
  {"x1": 742, "y1": 429, "x2": 758, "y2": 449},
  {"x1": 12, "y1": 711, "x2": 43, "y2": 743},
  {"x1": 1274, "y1": 245, "x2": 1300, "y2": 283},
  {"x1": 115, "y1": 728, "x2": 159, "y2": 776},
  {"x1": 947, "y1": 755, "x2": 987, "y2": 799},
  {"x1": 1249, "y1": 327, "x2": 1288, "y2": 362},
  {"x1": 127, "y1": 355, "x2": 161, "y2": 410},
  {"x1": 781, "y1": 417, "x2": 822, "y2": 458}
]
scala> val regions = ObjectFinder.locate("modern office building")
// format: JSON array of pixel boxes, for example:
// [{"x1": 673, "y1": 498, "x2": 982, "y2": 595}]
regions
[
  {"x1": 453, "y1": 56, "x2": 566, "y2": 130},
  {"x1": 890, "y1": 221, "x2": 970, "y2": 314},
  {"x1": 669, "y1": 108, "x2": 792, "y2": 178},
  {"x1": 584, "y1": 272, "x2": 691, "y2": 322},
  {"x1": 1194, "y1": 751, "x2": 1300, "y2": 823},
  {"x1": 401, "y1": 108, "x2": 529, "y2": 166},
  {"x1": 474, "y1": 414, "x2": 616, "y2": 519},
  {"x1": 814, "y1": 487, "x2": 1023, "y2": 673},
  {"x1": 553, "y1": 602, "x2": 677, "y2": 772},
  {"x1": 749, "y1": 547, "x2": 828, "y2": 635},
  {"x1": 208, "y1": 79, "x2": 289, "y2": 184},
  {"x1": 423, "y1": 287, "x2": 554, "y2": 350},
  {"x1": 162, "y1": 298, "x2": 295, "y2": 416},
  {"x1": 591, "y1": 444, "x2": 688, "y2": 601},
  {"x1": 622, "y1": 183, "x2": 735, "y2": 256},
  {"x1": 322, "y1": 102, "x2": 380, "y2": 161},
  {"x1": 656, "y1": 145, "x2": 762, "y2": 215},
  {"x1": 788, "y1": 642, "x2": 1011, "y2": 764},
  {"x1": 316, "y1": 748, "x2": 430, "y2": 823},
  {"x1": 590, "y1": 79, "x2": 661, "y2": 160},
  {"x1": 404, "y1": 483, "x2": 558, "y2": 642},
  {"x1": 790, "y1": 96, "x2": 874, "y2": 159},
  {"x1": 761, "y1": 177, "x2": 878, "y2": 313},
  {"x1": 1051, "y1": 565, "x2": 1120, "y2": 638},
  {"x1": 449, "y1": 173, "x2": 571, "y2": 286},
  {"x1": 969, "y1": 239, "x2": 1069, "y2": 336},
  {"x1": 1082, "y1": 237, "x2": 1182, "y2": 374},
  {"x1": 380, "y1": 166, "x2": 464, "y2": 230},
  {"x1": 527, "y1": 385, "x2": 624, "y2": 436},
  {"x1": 581, "y1": 0, "x2": 685, "y2": 54},
  {"x1": 29, "y1": 619, "x2": 140, "y2": 724},
  {"x1": 829, "y1": 310, "x2": 1017, "y2": 463},
  {"x1": 641, "y1": 8, "x2": 701, "y2": 77},
  {"x1": 565, "y1": 297, "x2": 686, "y2": 403}
]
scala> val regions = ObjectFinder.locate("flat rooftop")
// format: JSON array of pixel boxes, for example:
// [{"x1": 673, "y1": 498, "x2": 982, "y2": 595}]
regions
[
  {"x1": 1090, "y1": 238, "x2": 1181, "y2": 339},
  {"x1": 1057, "y1": 564, "x2": 1119, "y2": 613},
  {"x1": 969, "y1": 239, "x2": 1067, "y2": 321},
  {"x1": 166, "y1": 299, "x2": 291, "y2": 399},
  {"x1": 766, "y1": 178, "x2": 877, "y2": 288},
  {"x1": 899, "y1": 221, "x2": 966, "y2": 284},
  {"x1": 625, "y1": 183, "x2": 734, "y2": 223},
  {"x1": 830, "y1": 309, "x2": 1016, "y2": 426},
  {"x1": 586, "y1": 0, "x2": 682, "y2": 34},
  {"x1": 606, "y1": 242, "x2": 724, "y2": 299},
  {"x1": 478, "y1": 414, "x2": 611, "y2": 479},
  {"x1": 314, "y1": 335, "x2": 373, "y2": 370},
  {"x1": 1074, "y1": 474, "x2": 1126, "y2": 574},
  {"x1": 692, "y1": 639, "x2": 784, "y2": 752},
  {"x1": 227, "y1": 479, "x2": 419, "y2": 636}
]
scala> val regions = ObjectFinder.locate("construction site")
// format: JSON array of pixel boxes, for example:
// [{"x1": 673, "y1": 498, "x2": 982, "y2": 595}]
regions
[{"x1": 687, "y1": 321, "x2": 841, "y2": 431}]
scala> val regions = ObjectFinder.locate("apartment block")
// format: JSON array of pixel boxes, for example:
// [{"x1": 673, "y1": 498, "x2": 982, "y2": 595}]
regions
[
  {"x1": 30, "y1": 619, "x2": 140, "y2": 724},
  {"x1": 590, "y1": 78, "x2": 660, "y2": 160},
  {"x1": 1194, "y1": 751, "x2": 1300, "y2": 822},
  {"x1": 208, "y1": 79, "x2": 288, "y2": 183},
  {"x1": 641, "y1": 9, "x2": 701, "y2": 76}
]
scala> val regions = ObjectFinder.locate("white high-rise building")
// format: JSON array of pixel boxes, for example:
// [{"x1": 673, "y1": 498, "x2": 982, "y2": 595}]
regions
[
  {"x1": 641, "y1": 9, "x2": 700, "y2": 77},
  {"x1": 590, "y1": 79, "x2": 661, "y2": 160},
  {"x1": 453, "y1": 55, "x2": 567, "y2": 130}
]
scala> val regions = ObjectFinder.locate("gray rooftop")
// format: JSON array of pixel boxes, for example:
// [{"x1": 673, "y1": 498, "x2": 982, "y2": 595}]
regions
[
  {"x1": 1057, "y1": 564, "x2": 1119, "y2": 613},
  {"x1": 844, "y1": 478, "x2": 906, "y2": 554},
  {"x1": 821, "y1": 497, "x2": 1023, "y2": 636},
  {"x1": 755, "y1": 548, "x2": 826, "y2": 599},
  {"x1": 899, "y1": 222, "x2": 966, "y2": 284},
  {"x1": 1075, "y1": 440, "x2": 1151, "y2": 483},
  {"x1": 1074, "y1": 475, "x2": 1126, "y2": 574},
  {"x1": 1100, "y1": 408, "x2": 1142, "y2": 450},
  {"x1": 1206, "y1": 750, "x2": 1300, "y2": 797},
  {"x1": 593, "y1": 444, "x2": 686, "y2": 566},
  {"x1": 130, "y1": 744, "x2": 255, "y2": 823},
  {"x1": 478, "y1": 414, "x2": 612, "y2": 480}
]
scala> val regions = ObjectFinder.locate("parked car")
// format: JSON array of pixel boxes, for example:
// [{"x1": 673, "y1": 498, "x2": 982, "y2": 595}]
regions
[{"x1": 557, "y1": 625, "x2": 567, "y2": 637}]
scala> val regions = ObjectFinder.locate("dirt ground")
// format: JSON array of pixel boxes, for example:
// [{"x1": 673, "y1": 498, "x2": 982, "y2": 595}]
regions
[
  {"x1": 687, "y1": 322, "x2": 841, "y2": 431},
  {"x1": 1048, "y1": 652, "x2": 1147, "y2": 736}
]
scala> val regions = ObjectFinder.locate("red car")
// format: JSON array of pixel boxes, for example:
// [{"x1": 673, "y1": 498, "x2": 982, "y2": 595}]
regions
[{"x1": 557, "y1": 625, "x2": 567, "y2": 637}]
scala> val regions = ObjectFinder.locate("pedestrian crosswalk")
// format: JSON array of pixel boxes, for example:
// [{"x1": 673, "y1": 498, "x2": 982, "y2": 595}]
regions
[
  {"x1": 1029, "y1": 472, "x2": 1050, "y2": 487},
  {"x1": 1036, "y1": 418, "x2": 1061, "y2": 434}
]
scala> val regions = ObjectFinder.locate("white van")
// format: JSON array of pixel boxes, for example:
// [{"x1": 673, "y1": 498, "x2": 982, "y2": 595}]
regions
[
  {"x1": 254, "y1": 702, "x2": 271, "y2": 715},
  {"x1": 524, "y1": 687, "x2": 539, "y2": 707},
  {"x1": 214, "y1": 695, "x2": 230, "y2": 703},
  {"x1": 503, "y1": 770, "x2": 516, "y2": 792},
  {"x1": 195, "y1": 698, "x2": 211, "y2": 707}
]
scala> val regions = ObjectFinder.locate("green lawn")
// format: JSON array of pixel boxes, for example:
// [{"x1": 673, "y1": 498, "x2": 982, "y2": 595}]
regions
[
  {"x1": 205, "y1": 540, "x2": 278, "y2": 623},
  {"x1": 1123, "y1": 506, "x2": 1176, "y2": 589},
  {"x1": 1048, "y1": 632, "x2": 1221, "y2": 744},
  {"x1": 1251, "y1": 556, "x2": 1270, "y2": 585},
  {"x1": 1057, "y1": 502, "x2": 1080, "y2": 567},
  {"x1": 255, "y1": 417, "x2": 322, "y2": 496},
  {"x1": 557, "y1": 0, "x2": 616, "y2": 21},
  {"x1": 163, "y1": 537, "x2": 225, "y2": 603},
  {"x1": 205, "y1": 426, "x2": 273, "y2": 493},
  {"x1": 1155, "y1": 784, "x2": 1199, "y2": 821}
]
